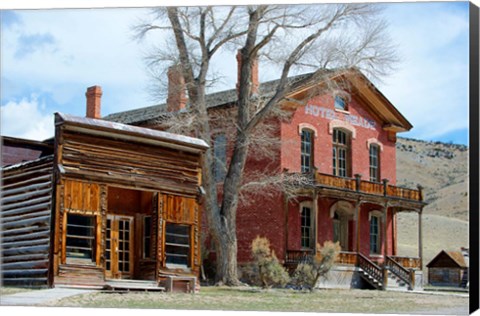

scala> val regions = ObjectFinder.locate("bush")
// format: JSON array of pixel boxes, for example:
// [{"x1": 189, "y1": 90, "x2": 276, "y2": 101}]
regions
[
  {"x1": 292, "y1": 241, "x2": 341, "y2": 290},
  {"x1": 251, "y1": 236, "x2": 290, "y2": 288}
]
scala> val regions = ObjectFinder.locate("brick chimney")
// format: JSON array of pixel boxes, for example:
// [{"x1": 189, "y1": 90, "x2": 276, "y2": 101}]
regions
[
  {"x1": 167, "y1": 65, "x2": 187, "y2": 112},
  {"x1": 85, "y1": 85, "x2": 102, "y2": 119},
  {"x1": 236, "y1": 50, "x2": 259, "y2": 96}
]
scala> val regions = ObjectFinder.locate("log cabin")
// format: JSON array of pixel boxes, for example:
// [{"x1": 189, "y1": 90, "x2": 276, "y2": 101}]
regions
[
  {"x1": 427, "y1": 249, "x2": 469, "y2": 288},
  {"x1": 1, "y1": 99, "x2": 208, "y2": 292},
  {"x1": 103, "y1": 53, "x2": 427, "y2": 291}
]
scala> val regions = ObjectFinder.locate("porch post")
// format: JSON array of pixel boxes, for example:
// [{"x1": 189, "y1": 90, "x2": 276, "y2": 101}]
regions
[
  {"x1": 283, "y1": 193, "x2": 289, "y2": 261},
  {"x1": 312, "y1": 189, "x2": 318, "y2": 254},
  {"x1": 355, "y1": 200, "x2": 361, "y2": 253},
  {"x1": 383, "y1": 203, "x2": 388, "y2": 260},
  {"x1": 418, "y1": 208, "x2": 423, "y2": 269}
]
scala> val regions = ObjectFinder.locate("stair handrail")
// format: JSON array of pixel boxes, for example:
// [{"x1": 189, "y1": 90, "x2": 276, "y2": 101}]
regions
[
  {"x1": 357, "y1": 252, "x2": 383, "y2": 288},
  {"x1": 385, "y1": 255, "x2": 413, "y2": 290}
]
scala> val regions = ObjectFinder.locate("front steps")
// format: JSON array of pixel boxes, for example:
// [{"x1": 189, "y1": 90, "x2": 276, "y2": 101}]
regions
[
  {"x1": 104, "y1": 279, "x2": 165, "y2": 292},
  {"x1": 385, "y1": 269, "x2": 410, "y2": 291}
]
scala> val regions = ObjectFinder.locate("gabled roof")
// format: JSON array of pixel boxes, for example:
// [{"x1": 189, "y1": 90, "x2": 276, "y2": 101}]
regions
[
  {"x1": 426, "y1": 250, "x2": 468, "y2": 268},
  {"x1": 55, "y1": 112, "x2": 209, "y2": 153},
  {"x1": 103, "y1": 69, "x2": 413, "y2": 132}
]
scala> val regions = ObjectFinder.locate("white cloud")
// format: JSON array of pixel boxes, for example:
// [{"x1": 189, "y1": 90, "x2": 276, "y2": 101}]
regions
[
  {"x1": 1, "y1": 8, "x2": 152, "y2": 113},
  {"x1": 377, "y1": 2, "x2": 469, "y2": 141},
  {"x1": 1, "y1": 95, "x2": 54, "y2": 140},
  {"x1": 0, "y1": 2, "x2": 471, "y2": 145}
]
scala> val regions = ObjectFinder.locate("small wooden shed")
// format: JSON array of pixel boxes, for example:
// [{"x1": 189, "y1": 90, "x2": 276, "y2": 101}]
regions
[
  {"x1": 1, "y1": 112, "x2": 208, "y2": 291},
  {"x1": 426, "y1": 250, "x2": 468, "y2": 287}
]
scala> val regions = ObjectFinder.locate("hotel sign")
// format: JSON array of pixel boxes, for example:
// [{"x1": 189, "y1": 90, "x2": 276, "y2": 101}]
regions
[{"x1": 305, "y1": 104, "x2": 376, "y2": 130}]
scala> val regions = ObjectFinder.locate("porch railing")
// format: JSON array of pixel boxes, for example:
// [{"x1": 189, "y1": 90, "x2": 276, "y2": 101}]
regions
[
  {"x1": 357, "y1": 252, "x2": 384, "y2": 289},
  {"x1": 314, "y1": 172, "x2": 423, "y2": 202},
  {"x1": 390, "y1": 256, "x2": 421, "y2": 269},
  {"x1": 385, "y1": 256, "x2": 414, "y2": 290},
  {"x1": 285, "y1": 249, "x2": 313, "y2": 265},
  {"x1": 335, "y1": 251, "x2": 357, "y2": 265}
]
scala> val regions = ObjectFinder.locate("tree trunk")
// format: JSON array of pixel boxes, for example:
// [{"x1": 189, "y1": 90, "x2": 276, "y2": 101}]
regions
[{"x1": 215, "y1": 230, "x2": 240, "y2": 285}]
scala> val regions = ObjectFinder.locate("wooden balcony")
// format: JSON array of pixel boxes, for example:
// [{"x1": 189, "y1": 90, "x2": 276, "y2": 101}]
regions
[{"x1": 314, "y1": 172, "x2": 423, "y2": 202}]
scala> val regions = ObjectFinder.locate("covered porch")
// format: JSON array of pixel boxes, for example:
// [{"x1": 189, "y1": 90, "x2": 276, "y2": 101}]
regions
[{"x1": 284, "y1": 171, "x2": 426, "y2": 290}]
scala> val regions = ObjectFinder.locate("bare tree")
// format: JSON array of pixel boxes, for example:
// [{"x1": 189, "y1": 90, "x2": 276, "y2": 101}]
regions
[{"x1": 135, "y1": 3, "x2": 397, "y2": 285}]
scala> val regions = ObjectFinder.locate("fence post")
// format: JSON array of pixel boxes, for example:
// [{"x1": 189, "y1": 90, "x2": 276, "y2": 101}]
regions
[
  {"x1": 382, "y1": 268, "x2": 388, "y2": 290},
  {"x1": 409, "y1": 269, "x2": 415, "y2": 290}
]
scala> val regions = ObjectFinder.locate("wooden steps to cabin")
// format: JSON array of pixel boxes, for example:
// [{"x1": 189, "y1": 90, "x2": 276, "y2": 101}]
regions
[
  {"x1": 55, "y1": 264, "x2": 105, "y2": 289},
  {"x1": 104, "y1": 279, "x2": 165, "y2": 292}
]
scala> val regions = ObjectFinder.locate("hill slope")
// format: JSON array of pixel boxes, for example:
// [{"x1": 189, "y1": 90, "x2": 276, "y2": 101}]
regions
[{"x1": 395, "y1": 137, "x2": 469, "y2": 274}]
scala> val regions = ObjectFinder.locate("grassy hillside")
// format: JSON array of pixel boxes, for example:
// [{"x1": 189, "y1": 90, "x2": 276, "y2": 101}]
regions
[{"x1": 395, "y1": 137, "x2": 469, "y2": 275}]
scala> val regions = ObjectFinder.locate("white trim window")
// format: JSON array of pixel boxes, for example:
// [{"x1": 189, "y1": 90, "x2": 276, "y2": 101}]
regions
[
  {"x1": 301, "y1": 129, "x2": 314, "y2": 173},
  {"x1": 369, "y1": 144, "x2": 380, "y2": 182},
  {"x1": 300, "y1": 205, "x2": 312, "y2": 249},
  {"x1": 369, "y1": 214, "x2": 381, "y2": 254}
]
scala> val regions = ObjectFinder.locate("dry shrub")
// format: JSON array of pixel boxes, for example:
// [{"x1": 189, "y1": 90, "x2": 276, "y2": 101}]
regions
[
  {"x1": 293, "y1": 241, "x2": 341, "y2": 290},
  {"x1": 251, "y1": 236, "x2": 290, "y2": 288}
]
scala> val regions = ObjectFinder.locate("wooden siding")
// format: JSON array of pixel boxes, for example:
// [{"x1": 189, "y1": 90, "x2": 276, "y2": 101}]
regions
[
  {"x1": 59, "y1": 131, "x2": 201, "y2": 197},
  {"x1": 428, "y1": 267, "x2": 465, "y2": 287},
  {"x1": 1, "y1": 156, "x2": 54, "y2": 287}
]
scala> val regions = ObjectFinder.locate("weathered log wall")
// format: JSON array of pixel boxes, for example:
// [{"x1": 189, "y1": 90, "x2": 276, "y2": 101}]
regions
[
  {"x1": 1, "y1": 156, "x2": 54, "y2": 287},
  {"x1": 60, "y1": 131, "x2": 201, "y2": 197}
]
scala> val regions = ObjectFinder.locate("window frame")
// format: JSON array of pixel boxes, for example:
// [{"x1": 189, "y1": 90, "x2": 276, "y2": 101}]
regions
[
  {"x1": 369, "y1": 214, "x2": 381, "y2": 255},
  {"x1": 65, "y1": 213, "x2": 96, "y2": 263},
  {"x1": 300, "y1": 129, "x2": 314, "y2": 173},
  {"x1": 332, "y1": 128, "x2": 351, "y2": 177},
  {"x1": 369, "y1": 144, "x2": 381, "y2": 182},
  {"x1": 300, "y1": 205, "x2": 313, "y2": 249},
  {"x1": 165, "y1": 222, "x2": 192, "y2": 269},
  {"x1": 334, "y1": 95, "x2": 348, "y2": 111}
]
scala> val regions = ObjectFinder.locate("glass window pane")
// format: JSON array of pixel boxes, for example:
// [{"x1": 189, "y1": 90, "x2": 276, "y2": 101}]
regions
[
  {"x1": 165, "y1": 223, "x2": 191, "y2": 267},
  {"x1": 66, "y1": 214, "x2": 95, "y2": 261}
]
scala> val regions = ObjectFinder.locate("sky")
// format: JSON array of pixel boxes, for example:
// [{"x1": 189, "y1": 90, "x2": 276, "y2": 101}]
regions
[{"x1": 0, "y1": 0, "x2": 473, "y2": 145}]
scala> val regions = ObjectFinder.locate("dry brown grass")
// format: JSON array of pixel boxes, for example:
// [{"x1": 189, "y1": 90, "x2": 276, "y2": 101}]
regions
[{"x1": 43, "y1": 286, "x2": 468, "y2": 315}]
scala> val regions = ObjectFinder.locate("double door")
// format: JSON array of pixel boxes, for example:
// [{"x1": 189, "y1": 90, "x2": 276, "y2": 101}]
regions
[{"x1": 106, "y1": 215, "x2": 133, "y2": 279}]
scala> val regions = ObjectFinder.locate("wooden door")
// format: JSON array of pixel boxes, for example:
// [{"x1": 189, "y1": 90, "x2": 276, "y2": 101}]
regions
[
  {"x1": 105, "y1": 215, "x2": 134, "y2": 279},
  {"x1": 333, "y1": 217, "x2": 349, "y2": 251}
]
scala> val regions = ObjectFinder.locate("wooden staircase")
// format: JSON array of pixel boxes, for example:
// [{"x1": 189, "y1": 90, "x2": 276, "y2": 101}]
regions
[
  {"x1": 385, "y1": 269, "x2": 410, "y2": 291},
  {"x1": 357, "y1": 253, "x2": 383, "y2": 290},
  {"x1": 384, "y1": 256, "x2": 414, "y2": 290}
]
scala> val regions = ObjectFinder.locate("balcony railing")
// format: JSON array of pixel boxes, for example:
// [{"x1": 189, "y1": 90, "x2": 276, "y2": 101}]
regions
[{"x1": 314, "y1": 172, "x2": 423, "y2": 202}]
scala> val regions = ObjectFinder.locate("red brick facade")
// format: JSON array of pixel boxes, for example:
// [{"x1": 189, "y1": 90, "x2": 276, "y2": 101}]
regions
[{"x1": 232, "y1": 90, "x2": 399, "y2": 264}]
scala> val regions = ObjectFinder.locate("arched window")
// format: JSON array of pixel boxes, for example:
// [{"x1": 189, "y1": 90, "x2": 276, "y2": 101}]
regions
[
  {"x1": 300, "y1": 205, "x2": 312, "y2": 249},
  {"x1": 301, "y1": 129, "x2": 314, "y2": 173},
  {"x1": 334, "y1": 95, "x2": 347, "y2": 111},
  {"x1": 369, "y1": 144, "x2": 381, "y2": 182},
  {"x1": 332, "y1": 129, "x2": 351, "y2": 177}
]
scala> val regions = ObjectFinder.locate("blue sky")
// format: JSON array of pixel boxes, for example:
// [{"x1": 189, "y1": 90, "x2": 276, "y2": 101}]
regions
[{"x1": 0, "y1": 1, "x2": 473, "y2": 145}]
